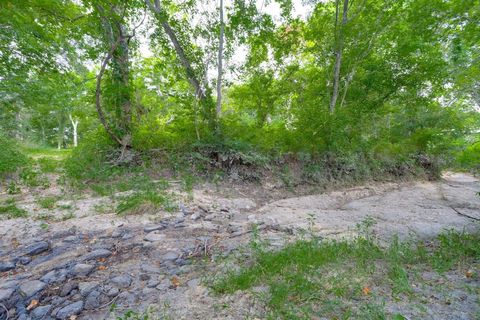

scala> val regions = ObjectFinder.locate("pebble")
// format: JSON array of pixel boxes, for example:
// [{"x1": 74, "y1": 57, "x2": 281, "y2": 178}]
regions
[
  {"x1": 144, "y1": 232, "x2": 165, "y2": 242},
  {"x1": 78, "y1": 282, "x2": 99, "y2": 296},
  {"x1": 31, "y1": 304, "x2": 52, "y2": 319},
  {"x1": 81, "y1": 249, "x2": 111, "y2": 261},
  {"x1": 141, "y1": 263, "x2": 162, "y2": 274},
  {"x1": 190, "y1": 212, "x2": 202, "y2": 220},
  {"x1": 62, "y1": 236, "x2": 77, "y2": 243},
  {"x1": 84, "y1": 290, "x2": 102, "y2": 309},
  {"x1": 0, "y1": 261, "x2": 15, "y2": 272},
  {"x1": 187, "y1": 278, "x2": 200, "y2": 288},
  {"x1": 18, "y1": 257, "x2": 31, "y2": 265},
  {"x1": 19, "y1": 280, "x2": 46, "y2": 297},
  {"x1": 41, "y1": 269, "x2": 67, "y2": 284},
  {"x1": 0, "y1": 288, "x2": 14, "y2": 301},
  {"x1": 106, "y1": 287, "x2": 119, "y2": 297},
  {"x1": 60, "y1": 281, "x2": 78, "y2": 297},
  {"x1": 56, "y1": 301, "x2": 84, "y2": 319},
  {"x1": 204, "y1": 214, "x2": 216, "y2": 221},
  {"x1": 143, "y1": 224, "x2": 167, "y2": 233},
  {"x1": 139, "y1": 274, "x2": 150, "y2": 281},
  {"x1": 162, "y1": 251, "x2": 180, "y2": 261},
  {"x1": 25, "y1": 241, "x2": 50, "y2": 256},
  {"x1": 111, "y1": 275, "x2": 132, "y2": 288},
  {"x1": 146, "y1": 279, "x2": 160, "y2": 288},
  {"x1": 71, "y1": 264, "x2": 94, "y2": 277}
]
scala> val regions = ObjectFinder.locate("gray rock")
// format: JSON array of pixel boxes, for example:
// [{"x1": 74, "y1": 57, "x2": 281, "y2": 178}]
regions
[
  {"x1": 162, "y1": 251, "x2": 180, "y2": 261},
  {"x1": 41, "y1": 269, "x2": 67, "y2": 284},
  {"x1": 106, "y1": 287, "x2": 119, "y2": 297},
  {"x1": 84, "y1": 290, "x2": 101, "y2": 309},
  {"x1": 81, "y1": 249, "x2": 111, "y2": 261},
  {"x1": 25, "y1": 241, "x2": 50, "y2": 256},
  {"x1": 187, "y1": 278, "x2": 200, "y2": 288},
  {"x1": 56, "y1": 301, "x2": 83, "y2": 319},
  {"x1": 19, "y1": 280, "x2": 46, "y2": 297},
  {"x1": 62, "y1": 236, "x2": 77, "y2": 243},
  {"x1": 139, "y1": 274, "x2": 150, "y2": 281},
  {"x1": 116, "y1": 292, "x2": 135, "y2": 306},
  {"x1": 142, "y1": 287, "x2": 157, "y2": 295},
  {"x1": 144, "y1": 232, "x2": 165, "y2": 242},
  {"x1": 59, "y1": 282, "x2": 78, "y2": 297},
  {"x1": 140, "y1": 263, "x2": 162, "y2": 274},
  {"x1": 78, "y1": 282, "x2": 99, "y2": 296},
  {"x1": 146, "y1": 279, "x2": 160, "y2": 288},
  {"x1": 18, "y1": 257, "x2": 31, "y2": 265},
  {"x1": 110, "y1": 275, "x2": 132, "y2": 288},
  {"x1": 50, "y1": 296, "x2": 67, "y2": 307},
  {"x1": 0, "y1": 261, "x2": 15, "y2": 272},
  {"x1": 111, "y1": 229, "x2": 124, "y2": 238},
  {"x1": 143, "y1": 224, "x2": 167, "y2": 233},
  {"x1": 190, "y1": 212, "x2": 202, "y2": 220},
  {"x1": 0, "y1": 288, "x2": 14, "y2": 301},
  {"x1": 204, "y1": 214, "x2": 216, "y2": 221},
  {"x1": 70, "y1": 264, "x2": 94, "y2": 277},
  {"x1": 31, "y1": 304, "x2": 52, "y2": 319}
]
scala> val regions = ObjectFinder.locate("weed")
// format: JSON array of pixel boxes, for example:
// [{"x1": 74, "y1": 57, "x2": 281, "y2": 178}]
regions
[
  {"x1": 7, "y1": 181, "x2": 21, "y2": 194},
  {"x1": 61, "y1": 212, "x2": 75, "y2": 220},
  {"x1": 0, "y1": 201, "x2": 28, "y2": 218},
  {"x1": 37, "y1": 196, "x2": 58, "y2": 209},
  {"x1": 116, "y1": 190, "x2": 175, "y2": 215}
]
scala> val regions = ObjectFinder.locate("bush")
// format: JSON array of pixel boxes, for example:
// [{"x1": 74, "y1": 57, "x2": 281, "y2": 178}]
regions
[{"x1": 0, "y1": 134, "x2": 28, "y2": 178}]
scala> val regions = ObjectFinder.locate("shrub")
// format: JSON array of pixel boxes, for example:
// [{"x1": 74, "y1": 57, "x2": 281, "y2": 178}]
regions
[{"x1": 0, "y1": 134, "x2": 28, "y2": 178}]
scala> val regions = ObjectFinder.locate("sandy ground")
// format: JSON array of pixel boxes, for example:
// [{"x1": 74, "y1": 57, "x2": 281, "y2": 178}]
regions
[{"x1": 0, "y1": 172, "x2": 479, "y2": 319}]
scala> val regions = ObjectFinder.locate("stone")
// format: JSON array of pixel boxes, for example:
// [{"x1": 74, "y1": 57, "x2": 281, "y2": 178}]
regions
[
  {"x1": 41, "y1": 269, "x2": 67, "y2": 284},
  {"x1": 60, "y1": 282, "x2": 78, "y2": 297},
  {"x1": 106, "y1": 287, "x2": 119, "y2": 297},
  {"x1": 146, "y1": 279, "x2": 160, "y2": 288},
  {"x1": 143, "y1": 224, "x2": 167, "y2": 233},
  {"x1": 190, "y1": 212, "x2": 202, "y2": 220},
  {"x1": 0, "y1": 288, "x2": 14, "y2": 302},
  {"x1": 71, "y1": 264, "x2": 94, "y2": 277},
  {"x1": 18, "y1": 257, "x2": 31, "y2": 265},
  {"x1": 139, "y1": 274, "x2": 150, "y2": 281},
  {"x1": 198, "y1": 205, "x2": 209, "y2": 212},
  {"x1": 144, "y1": 232, "x2": 165, "y2": 242},
  {"x1": 161, "y1": 251, "x2": 180, "y2": 261},
  {"x1": 204, "y1": 214, "x2": 216, "y2": 221},
  {"x1": 140, "y1": 263, "x2": 162, "y2": 274},
  {"x1": 84, "y1": 290, "x2": 102, "y2": 309},
  {"x1": 62, "y1": 236, "x2": 77, "y2": 243},
  {"x1": 142, "y1": 287, "x2": 157, "y2": 295},
  {"x1": 0, "y1": 261, "x2": 15, "y2": 272},
  {"x1": 116, "y1": 292, "x2": 135, "y2": 306},
  {"x1": 111, "y1": 229, "x2": 123, "y2": 238},
  {"x1": 19, "y1": 280, "x2": 46, "y2": 297},
  {"x1": 56, "y1": 301, "x2": 83, "y2": 319},
  {"x1": 50, "y1": 296, "x2": 67, "y2": 307},
  {"x1": 78, "y1": 282, "x2": 99, "y2": 296},
  {"x1": 187, "y1": 278, "x2": 200, "y2": 288},
  {"x1": 31, "y1": 304, "x2": 52, "y2": 319},
  {"x1": 25, "y1": 241, "x2": 50, "y2": 256},
  {"x1": 110, "y1": 275, "x2": 132, "y2": 288},
  {"x1": 81, "y1": 249, "x2": 111, "y2": 261}
]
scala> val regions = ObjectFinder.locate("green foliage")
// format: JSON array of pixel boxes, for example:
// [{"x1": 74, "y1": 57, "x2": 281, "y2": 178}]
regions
[
  {"x1": 37, "y1": 196, "x2": 58, "y2": 209},
  {"x1": 212, "y1": 229, "x2": 480, "y2": 319},
  {"x1": 0, "y1": 134, "x2": 28, "y2": 177},
  {"x1": 116, "y1": 189, "x2": 175, "y2": 215},
  {"x1": 0, "y1": 199, "x2": 28, "y2": 219}
]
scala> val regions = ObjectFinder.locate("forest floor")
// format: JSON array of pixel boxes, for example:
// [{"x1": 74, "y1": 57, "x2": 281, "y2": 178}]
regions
[{"x1": 0, "y1": 167, "x2": 479, "y2": 319}]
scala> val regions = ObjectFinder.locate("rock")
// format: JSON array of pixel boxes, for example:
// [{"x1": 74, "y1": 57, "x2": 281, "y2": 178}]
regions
[
  {"x1": 110, "y1": 275, "x2": 132, "y2": 288},
  {"x1": 143, "y1": 224, "x2": 167, "y2": 233},
  {"x1": 60, "y1": 282, "x2": 78, "y2": 297},
  {"x1": 62, "y1": 236, "x2": 77, "y2": 243},
  {"x1": 111, "y1": 229, "x2": 123, "y2": 238},
  {"x1": 0, "y1": 261, "x2": 15, "y2": 272},
  {"x1": 0, "y1": 288, "x2": 14, "y2": 302},
  {"x1": 18, "y1": 257, "x2": 31, "y2": 265},
  {"x1": 116, "y1": 291, "x2": 135, "y2": 306},
  {"x1": 41, "y1": 269, "x2": 67, "y2": 284},
  {"x1": 25, "y1": 241, "x2": 50, "y2": 256},
  {"x1": 146, "y1": 279, "x2": 160, "y2": 288},
  {"x1": 50, "y1": 296, "x2": 66, "y2": 307},
  {"x1": 81, "y1": 249, "x2": 111, "y2": 261},
  {"x1": 174, "y1": 223, "x2": 186, "y2": 228},
  {"x1": 78, "y1": 282, "x2": 99, "y2": 296},
  {"x1": 19, "y1": 280, "x2": 46, "y2": 297},
  {"x1": 161, "y1": 251, "x2": 180, "y2": 261},
  {"x1": 198, "y1": 205, "x2": 209, "y2": 213},
  {"x1": 142, "y1": 287, "x2": 157, "y2": 295},
  {"x1": 139, "y1": 274, "x2": 150, "y2": 281},
  {"x1": 204, "y1": 214, "x2": 216, "y2": 221},
  {"x1": 84, "y1": 290, "x2": 102, "y2": 309},
  {"x1": 31, "y1": 304, "x2": 52, "y2": 319},
  {"x1": 70, "y1": 264, "x2": 94, "y2": 277},
  {"x1": 140, "y1": 263, "x2": 162, "y2": 274},
  {"x1": 190, "y1": 212, "x2": 202, "y2": 220},
  {"x1": 106, "y1": 287, "x2": 119, "y2": 297},
  {"x1": 187, "y1": 278, "x2": 200, "y2": 288},
  {"x1": 144, "y1": 232, "x2": 165, "y2": 242},
  {"x1": 156, "y1": 278, "x2": 171, "y2": 290},
  {"x1": 56, "y1": 301, "x2": 83, "y2": 319}
]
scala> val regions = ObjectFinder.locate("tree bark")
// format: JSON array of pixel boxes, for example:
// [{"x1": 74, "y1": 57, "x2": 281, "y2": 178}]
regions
[
  {"x1": 329, "y1": 0, "x2": 349, "y2": 113},
  {"x1": 216, "y1": 0, "x2": 224, "y2": 116},
  {"x1": 69, "y1": 114, "x2": 79, "y2": 147}
]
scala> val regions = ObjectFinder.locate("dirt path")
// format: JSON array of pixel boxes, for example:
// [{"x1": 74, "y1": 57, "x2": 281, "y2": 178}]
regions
[{"x1": 0, "y1": 173, "x2": 478, "y2": 319}]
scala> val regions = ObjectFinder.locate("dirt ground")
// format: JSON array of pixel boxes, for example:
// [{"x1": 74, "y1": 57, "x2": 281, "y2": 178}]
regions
[{"x1": 0, "y1": 172, "x2": 479, "y2": 319}]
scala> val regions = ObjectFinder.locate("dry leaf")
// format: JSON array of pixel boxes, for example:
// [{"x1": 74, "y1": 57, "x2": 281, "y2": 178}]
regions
[
  {"x1": 70, "y1": 315, "x2": 77, "y2": 320},
  {"x1": 465, "y1": 270, "x2": 474, "y2": 278},
  {"x1": 362, "y1": 286, "x2": 371, "y2": 295},
  {"x1": 97, "y1": 258, "x2": 106, "y2": 263},
  {"x1": 98, "y1": 265, "x2": 107, "y2": 271},
  {"x1": 26, "y1": 299, "x2": 38, "y2": 311},
  {"x1": 171, "y1": 276, "x2": 180, "y2": 287}
]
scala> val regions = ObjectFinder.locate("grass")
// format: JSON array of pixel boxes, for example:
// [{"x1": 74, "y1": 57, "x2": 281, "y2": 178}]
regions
[
  {"x1": 0, "y1": 199, "x2": 28, "y2": 218},
  {"x1": 37, "y1": 196, "x2": 58, "y2": 209},
  {"x1": 211, "y1": 228, "x2": 480, "y2": 319},
  {"x1": 116, "y1": 190, "x2": 176, "y2": 215}
]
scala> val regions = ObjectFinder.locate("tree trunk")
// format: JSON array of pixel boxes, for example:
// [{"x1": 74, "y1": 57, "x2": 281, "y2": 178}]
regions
[
  {"x1": 57, "y1": 112, "x2": 65, "y2": 150},
  {"x1": 69, "y1": 114, "x2": 79, "y2": 147},
  {"x1": 330, "y1": 0, "x2": 349, "y2": 113},
  {"x1": 216, "y1": 0, "x2": 224, "y2": 117}
]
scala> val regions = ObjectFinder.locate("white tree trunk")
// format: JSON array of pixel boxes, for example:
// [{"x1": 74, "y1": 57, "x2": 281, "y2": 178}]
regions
[
  {"x1": 69, "y1": 114, "x2": 79, "y2": 147},
  {"x1": 216, "y1": 0, "x2": 224, "y2": 116}
]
